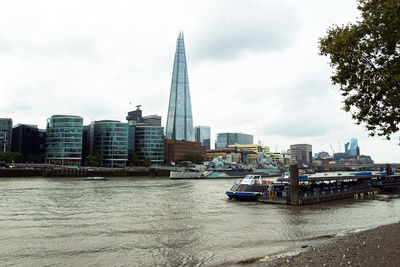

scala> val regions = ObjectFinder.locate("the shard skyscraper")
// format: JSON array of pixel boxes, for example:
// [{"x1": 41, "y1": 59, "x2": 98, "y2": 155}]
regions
[{"x1": 166, "y1": 32, "x2": 194, "y2": 141}]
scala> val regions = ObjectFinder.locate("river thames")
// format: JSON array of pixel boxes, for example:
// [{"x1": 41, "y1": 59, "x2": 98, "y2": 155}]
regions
[{"x1": 1, "y1": 178, "x2": 400, "y2": 266}]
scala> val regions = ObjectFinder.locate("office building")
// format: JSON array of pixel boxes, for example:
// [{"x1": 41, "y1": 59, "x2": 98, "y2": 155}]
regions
[
  {"x1": 11, "y1": 124, "x2": 45, "y2": 161},
  {"x1": 164, "y1": 139, "x2": 206, "y2": 164},
  {"x1": 142, "y1": 115, "x2": 161, "y2": 127},
  {"x1": 135, "y1": 125, "x2": 164, "y2": 165},
  {"x1": 45, "y1": 115, "x2": 83, "y2": 166},
  {"x1": 215, "y1": 133, "x2": 253, "y2": 148},
  {"x1": 0, "y1": 118, "x2": 12, "y2": 152},
  {"x1": 290, "y1": 144, "x2": 312, "y2": 167},
  {"x1": 195, "y1": 126, "x2": 211, "y2": 150},
  {"x1": 92, "y1": 120, "x2": 128, "y2": 168},
  {"x1": 165, "y1": 32, "x2": 194, "y2": 141},
  {"x1": 126, "y1": 105, "x2": 143, "y2": 123}
]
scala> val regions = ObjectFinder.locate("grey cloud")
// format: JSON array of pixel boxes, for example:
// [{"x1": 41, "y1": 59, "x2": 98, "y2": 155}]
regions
[
  {"x1": 190, "y1": 0, "x2": 300, "y2": 61},
  {"x1": 19, "y1": 38, "x2": 96, "y2": 57}
]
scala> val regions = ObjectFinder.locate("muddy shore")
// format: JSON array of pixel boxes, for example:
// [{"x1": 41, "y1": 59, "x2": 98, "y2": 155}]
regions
[{"x1": 268, "y1": 221, "x2": 400, "y2": 267}]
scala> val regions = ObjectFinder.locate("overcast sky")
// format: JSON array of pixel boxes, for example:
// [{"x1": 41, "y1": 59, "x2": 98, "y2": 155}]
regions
[{"x1": 1, "y1": 0, "x2": 399, "y2": 162}]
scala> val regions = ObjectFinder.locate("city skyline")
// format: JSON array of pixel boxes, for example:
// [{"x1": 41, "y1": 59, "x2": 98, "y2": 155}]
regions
[{"x1": 0, "y1": 0, "x2": 399, "y2": 162}]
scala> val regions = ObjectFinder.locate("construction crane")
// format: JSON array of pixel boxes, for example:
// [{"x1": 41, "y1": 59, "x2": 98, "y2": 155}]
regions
[{"x1": 330, "y1": 143, "x2": 335, "y2": 156}]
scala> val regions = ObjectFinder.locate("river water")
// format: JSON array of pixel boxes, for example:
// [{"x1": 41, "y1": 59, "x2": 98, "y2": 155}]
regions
[{"x1": 1, "y1": 178, "x2": 400, "y2": 266}]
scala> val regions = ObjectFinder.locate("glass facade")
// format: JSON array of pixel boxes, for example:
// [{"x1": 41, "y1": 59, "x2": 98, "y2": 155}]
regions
[
  {"x1": 135, "y1": 126, "x2": 164, "y2": 165},
  {"x1": 166, "y1": 32, "x2": 194, "y2": 141},
  {"x1": 290, "y1": 144, "x2": 312, "y2": 166},
  {"x1": 45, "y1": 115, "x2": 83, "y2": 166},
  {"x1": 195, "y1": 126, "x2": 211, "y2": 150},
  {"x1": 93, "y1": 121, "x2": 128, "y2": 168},
  {"x1": 215, "y1": 133, "x2": 254, "y2": 148},
  {"x1": 11, "y1": 124, "x2": 46, "y2": 160},
  {"x1": 0, "y1": 118, "x2": 12, "y2": 152},
  {"x1": 345, "y1": 138, "x2": 359, "y2": 156}
]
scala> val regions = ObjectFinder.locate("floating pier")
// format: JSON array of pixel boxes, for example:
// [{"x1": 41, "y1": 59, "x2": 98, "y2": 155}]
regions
[{"x1": 258, "y1": 164, "x2": 400, "y2": 205}]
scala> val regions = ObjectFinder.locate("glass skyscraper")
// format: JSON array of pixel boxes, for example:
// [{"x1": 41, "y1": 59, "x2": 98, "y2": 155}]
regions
[
  {"x1": 166, "y1": 32, "x2": 194, "y2": 141},
  {"x1": 45, "y1": 115, "x2": 83, "y2": 166},
  {"x1": 195, "y1": 126, "x2": 211, "y2": 150},
  {"x1": 345, "y1": 137, "x2": 359, "y2": 156}
]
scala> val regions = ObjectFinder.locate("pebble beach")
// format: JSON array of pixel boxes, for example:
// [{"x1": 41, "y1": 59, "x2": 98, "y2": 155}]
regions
[{"x1": 271, "y1": 221, "x2": 400, "y2": 267}]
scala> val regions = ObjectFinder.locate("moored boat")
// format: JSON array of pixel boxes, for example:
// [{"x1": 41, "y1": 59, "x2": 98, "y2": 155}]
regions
[
  {"x1": 225, "y1": 175, "x2": 270, "y2": 201},
  {"x1": 79, "y1": 176, "x2": 107, "y2": 181}
]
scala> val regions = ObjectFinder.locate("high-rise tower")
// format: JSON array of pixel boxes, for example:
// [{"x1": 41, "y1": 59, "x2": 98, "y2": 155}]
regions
[{"x1": 166, "y1": 32, "x2": 194, "y2": 141}]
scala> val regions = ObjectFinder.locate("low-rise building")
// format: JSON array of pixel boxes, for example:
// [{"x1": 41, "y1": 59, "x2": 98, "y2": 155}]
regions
[{"x1": 164, "y1": 139, "x2": 206, "y2": 164}]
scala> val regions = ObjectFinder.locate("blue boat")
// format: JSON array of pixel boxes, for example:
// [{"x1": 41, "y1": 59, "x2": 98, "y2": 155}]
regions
[{"x1": 225, "y1": 175, "x2": 269, "y2": 201}]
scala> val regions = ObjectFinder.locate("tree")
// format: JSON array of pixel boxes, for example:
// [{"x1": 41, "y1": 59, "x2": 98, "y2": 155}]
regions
[
  {"x1": 143, "y1": 157, "x2": 152, "y2": 167},
  {"x1": 182, "y1": 152, "x2": 204, "y2": 164},
  {"x1": 128, "y1": 152, "x2": 139, "y2": 166},
  {"x1": 319, "y1": 0, "x2": 400, "y2": 140},
  {"x1": 84, "y1": 152, "x2": 101, "y2": 167},
  {"x1": 0, "y1": 151, "x2": 24, "y2": 163}
]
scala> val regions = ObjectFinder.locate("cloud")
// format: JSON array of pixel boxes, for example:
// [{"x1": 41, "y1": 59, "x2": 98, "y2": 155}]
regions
[{"x1": 189, "y1": 0, "x2": 301, "y2": 61}]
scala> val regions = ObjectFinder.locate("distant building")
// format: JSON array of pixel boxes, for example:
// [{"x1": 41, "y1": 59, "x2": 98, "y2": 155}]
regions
[
  {"x1": 82, "y1": 125, "x2": 92, "y2": 163},
  {"x1": 215, "y1": 133, "x2": 253, "y2": 148},
  {"x1": 135, "y1": 125, "x2": 164, "y2": 165},
  {"x1": 92, "y1": 120, "x2": 128, "y2": 168},
  {"x1": 45, "y1": 115, "x2": 83, "y2": 166},
  {"x1": 314, "y1": 151, "x2": 331, "y2": 160},
  {"x1": 206, "y1": 144, "x2": 269, "y2": 165},
  {"x1": 195, "y1": 126, "x2": 211, "y2": 150},
  {"x1": 11, "y1": 124, "x2": 46, "y2": 161},
  {"x1": 126, "y1": 106, "x2": 143, "y2": 124},
  {"x1": 126, "y1": 107, "x2": 164, "y2": 166},
  {"x1": 165, "y1": 32, "x2": 194, "y2": 141},
  {"x1": 290, "y1": 144, "x2": 312, "y2": 167},
  {"x1": 164, "y1": 139, "x2": 206, "y2": 164},
  {"x1": 0, "y1": 118, "x2": 12, "y2": 152},
  {"x1": 142, "y1": 115, "x2": 162, "y2": 127},
  {"x1": 345, "y1": 138, "x2": 360, "y2": 156}
]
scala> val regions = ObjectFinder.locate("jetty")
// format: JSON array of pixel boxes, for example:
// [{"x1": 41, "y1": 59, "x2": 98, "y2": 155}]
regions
[{"x1": 257, "y1": 164, "x2": 400, "y2": 205}]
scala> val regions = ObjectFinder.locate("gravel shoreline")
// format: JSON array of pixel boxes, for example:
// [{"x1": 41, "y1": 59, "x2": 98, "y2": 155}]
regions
[{"x1": 267, "y1": 221, "x2": 400, "y2": 267}]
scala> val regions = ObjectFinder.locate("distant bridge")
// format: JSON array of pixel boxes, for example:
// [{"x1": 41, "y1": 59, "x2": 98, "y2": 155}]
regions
[{"x1": 314, "y1": 163, "x2": 400, "y2": 171}]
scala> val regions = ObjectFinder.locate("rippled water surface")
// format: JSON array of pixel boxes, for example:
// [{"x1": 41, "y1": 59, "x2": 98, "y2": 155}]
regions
[{"x1": 1, "y1": 178, "x2": 400, "y2": 266}]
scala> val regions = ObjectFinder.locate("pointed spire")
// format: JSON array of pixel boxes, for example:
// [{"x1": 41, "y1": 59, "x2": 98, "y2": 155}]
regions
[{"x1": 166, "y1": 32, "x2": 194, "y2": 141}]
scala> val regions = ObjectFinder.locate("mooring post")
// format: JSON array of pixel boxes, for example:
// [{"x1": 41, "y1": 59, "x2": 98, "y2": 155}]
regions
[
  {"x1": 386, "y1": 164, "x2": 392, "y2": 176},
  {"x1": 290, "y1": 164, "x2": 299, "y2": 206}
]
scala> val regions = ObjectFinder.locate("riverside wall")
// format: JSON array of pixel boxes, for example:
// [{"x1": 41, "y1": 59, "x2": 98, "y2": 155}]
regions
[{"x1": 0, "y1": 168, "x2": 170, "y2": 178}]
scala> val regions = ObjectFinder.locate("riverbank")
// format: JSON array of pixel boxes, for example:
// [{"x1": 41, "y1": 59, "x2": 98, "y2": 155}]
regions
[
  {"x1": 268, "y1": 221, "x2": 400, "y2": 267},
  {"x1": 0, "y1": 167, "x2": 170, "y2": 178}
]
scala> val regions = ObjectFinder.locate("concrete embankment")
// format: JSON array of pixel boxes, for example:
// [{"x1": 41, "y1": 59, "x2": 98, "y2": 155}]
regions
[
  {"x1": 271, "y1": 221, "x2": 400, "y2": 267},
  {"x1": 0, "y1": 168, "x2": 170, "y2": 178}
]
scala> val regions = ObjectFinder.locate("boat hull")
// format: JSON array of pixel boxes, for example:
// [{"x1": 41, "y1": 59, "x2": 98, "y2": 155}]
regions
[{"x1": 225, "y1": 191, "x2": 262, "y2": 201}]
